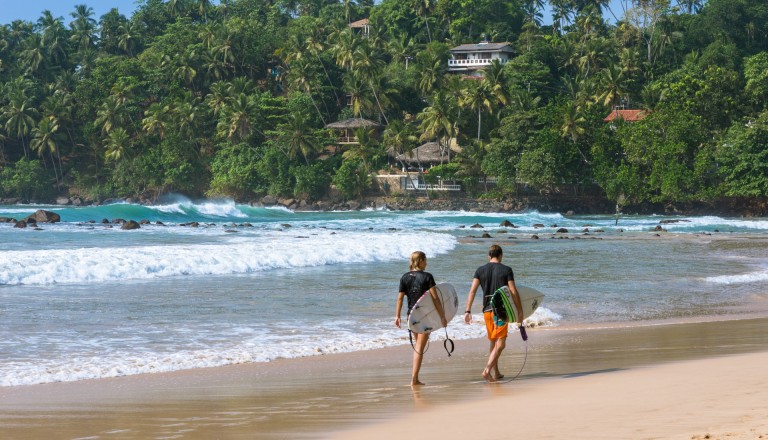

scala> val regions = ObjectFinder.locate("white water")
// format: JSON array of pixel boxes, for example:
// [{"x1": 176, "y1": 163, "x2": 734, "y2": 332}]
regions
[{"x1": 2, "y1": 201, "x2": 768, "y2": 386}]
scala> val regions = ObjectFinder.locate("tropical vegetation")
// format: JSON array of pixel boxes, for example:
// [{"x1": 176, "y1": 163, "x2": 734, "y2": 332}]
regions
[{"x1": 0, "y1": 0, "x2": 766, "y2": 209}]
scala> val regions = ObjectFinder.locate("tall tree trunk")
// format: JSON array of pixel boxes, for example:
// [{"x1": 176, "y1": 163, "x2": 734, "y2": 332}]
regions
[{"x1": 477, "y1": 109, "x2": 482, "y2": 140}]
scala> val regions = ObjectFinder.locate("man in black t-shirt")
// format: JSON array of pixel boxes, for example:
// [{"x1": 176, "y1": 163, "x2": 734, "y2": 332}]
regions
[{"x1": 463, "y1": 244, "x2": 523, "y2": 382}]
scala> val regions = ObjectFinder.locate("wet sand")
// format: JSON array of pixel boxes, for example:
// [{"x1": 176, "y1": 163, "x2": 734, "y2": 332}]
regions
[{"x1": 2, "y1": 316, "x2": 767, "y2": 439}]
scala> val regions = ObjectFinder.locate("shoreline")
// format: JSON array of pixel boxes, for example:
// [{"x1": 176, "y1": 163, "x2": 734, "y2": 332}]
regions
[
  {"x1": 3, "y1": 193, "x2": 768, "y2": 218},
  {"x1": 2, "y1": 315, "x2": 767, "y2": 439}
]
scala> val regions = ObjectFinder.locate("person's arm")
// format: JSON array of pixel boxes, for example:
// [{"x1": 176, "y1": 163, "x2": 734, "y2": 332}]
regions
[
  {"x1": 464, "y1": 278, "x2": 480, "y2": 324},
  {"x1": 508, "y1": 280, "x2": 524, "y2": 326},
  {"x1": 427, "y1": 286, "x2": 448, "y2": 327},
  {"x1": 395, "y1": 291, "x2": 405, "y2": 328}
]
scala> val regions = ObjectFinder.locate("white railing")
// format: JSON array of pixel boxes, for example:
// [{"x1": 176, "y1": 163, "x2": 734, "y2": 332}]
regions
[
  {"x1": 407, "y1": 183, "x2": 461, "y2": 191},
  {"x1": 448, "y1": 58, "x2": 508, "y2": 67}
]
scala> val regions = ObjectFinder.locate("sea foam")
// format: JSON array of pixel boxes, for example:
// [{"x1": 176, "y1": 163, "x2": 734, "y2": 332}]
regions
[{"x1": 0, "y1": 230, "x2": 456, "y2": 286}]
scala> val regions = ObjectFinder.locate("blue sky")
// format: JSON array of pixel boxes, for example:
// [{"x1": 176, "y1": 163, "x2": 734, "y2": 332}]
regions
[
  {"x1": 0, "y1": 1, "x2": 139, "y2": 25},
  {"x1": 1, "y1": 1, "x2": 628, "y2": 28}
]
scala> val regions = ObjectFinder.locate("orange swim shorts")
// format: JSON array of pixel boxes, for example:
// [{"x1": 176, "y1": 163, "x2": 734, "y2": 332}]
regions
[{"x1": 483, "y1": 311, "x2": 508, "y2": 340}]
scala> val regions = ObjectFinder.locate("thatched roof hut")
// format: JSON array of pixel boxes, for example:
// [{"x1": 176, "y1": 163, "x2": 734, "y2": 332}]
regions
[
  {"x1": 325, "y1": 118, "x2": 383, "y2": 144},
  {"x1": 394, "y1": 142, "x2": 449, "y2": 164},
  {"x1": 325, "y1": 118, "x2": 382, "y2": 129}
]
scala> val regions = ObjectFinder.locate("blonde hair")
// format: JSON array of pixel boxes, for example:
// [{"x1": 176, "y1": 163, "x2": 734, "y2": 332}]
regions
[{"x1": 409, "y1": 251, "x2": 427, "y2": 271}]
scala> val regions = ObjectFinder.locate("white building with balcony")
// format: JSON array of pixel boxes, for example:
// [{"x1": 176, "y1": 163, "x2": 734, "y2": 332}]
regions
[{"x1": 448, "y1": 41, "x2": 514, "y2": 76}]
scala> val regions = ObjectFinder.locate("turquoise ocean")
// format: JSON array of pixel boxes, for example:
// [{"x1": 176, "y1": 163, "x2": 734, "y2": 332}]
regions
[{"x1": 2, "y1": 196, "x2": 768, "y2": 387}]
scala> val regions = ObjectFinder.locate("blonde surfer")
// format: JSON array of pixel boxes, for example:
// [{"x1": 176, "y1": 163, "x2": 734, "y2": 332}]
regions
[
  {"x1": 395, "y1": 251, "x2": 448, "y2": 386},
  {"x1": 464, "y1": 244, "x2": 524, "y2": 382}
]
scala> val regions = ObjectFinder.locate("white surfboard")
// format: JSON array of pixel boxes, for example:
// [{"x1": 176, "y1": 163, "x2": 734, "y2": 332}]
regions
[
  {"x1": 492, "y1": 285, "x2": 545, "y2": 323},
  {"x1": 407, "y1": 283, "x2": 458, "y2": 334}
]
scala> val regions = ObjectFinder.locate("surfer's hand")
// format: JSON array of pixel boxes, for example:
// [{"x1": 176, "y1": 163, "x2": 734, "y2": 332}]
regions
[
  {"x1": 395, "y1": 317, "x2": 401, "y2": 328},
  {"x1": 464, "y1": 313, "x2": 472, "y2": 324}
]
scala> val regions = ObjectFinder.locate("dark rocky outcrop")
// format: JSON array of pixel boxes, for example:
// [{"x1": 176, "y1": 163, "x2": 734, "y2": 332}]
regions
[
  {"x1": 26, "y1": 210, "x2": 60, "y2": 223},
  {"x1": 121, "y1": 220, "x2": 141, "y2": 230}
]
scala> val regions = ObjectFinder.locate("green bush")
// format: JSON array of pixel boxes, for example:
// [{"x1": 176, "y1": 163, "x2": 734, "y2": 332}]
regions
[{"x1": 0, "y1": 159, "x2": 53, "y2": 201}]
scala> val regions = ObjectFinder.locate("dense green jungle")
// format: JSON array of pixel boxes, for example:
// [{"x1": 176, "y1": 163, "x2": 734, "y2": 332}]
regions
[{"x1": 0, "y1": 0, "x2": 767, "y2": 211}]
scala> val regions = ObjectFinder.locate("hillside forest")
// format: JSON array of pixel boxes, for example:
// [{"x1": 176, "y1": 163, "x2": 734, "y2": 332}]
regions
[{"x1": 0, "y1": 0, "x2": 767, "y2": 208}]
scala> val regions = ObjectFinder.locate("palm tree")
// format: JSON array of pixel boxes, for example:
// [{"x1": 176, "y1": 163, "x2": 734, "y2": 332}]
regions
[
  {"x1": 455, "y1": 139, "x2": 489, "y2": 191},
  {"x1": 343, "y1": 74, "x2": 375, "y2": 119},
  {"x1": 522, "y1": 0, "x2": 545, "y2": 27},
  {"x1": 95, "y1": 96, "x2": 126, "y2": 135},
  {"x1": 639, "y1": 84, "x2": 664, "y2": 113},
  {"x1": 412, "y1": 0, "x2": 434, "y2": 43},
  {"x1": 460, "y1": 80, "x2": 494, "y2": 141},
  {"x1": 2, "y1": 92, "x2": 38, "y2": 159},
  {"x1": 330, "y1": 27, "x2": 357, "y2": 71},
  {"x1": 342, "y1": 0, "x2": 355, "y2": 24},
  {"x1": 19, "y1": 34, "x2": 45, "y2": 77},
  {"x1": 383, "y1": 119, "x2": 419, "y2": 187},
  {"x1": 352, "y1": 42, "x2": 389, "y2": 124},
  {"x1": 41, "y1": 88, "x2": 76, "y2": 171},
  {"x1": 280, "y1": 111, "x2": 321, "y2": 165},
  {"x1": 38, "y1": 11, "x2": 68, "y2": 67},
  {"x1": 205, "y1": 82, "x2": 230, "y2": 116},
  {"x1": 560, "y1": 104, "x2": 590, "y2": 164},
  {"x1": 679, "y1": 0, "x2": 704, "y2": 14},
  {"x1": 287, "y1": 57, "x2": 327, "y2": 125},
  {"x1": 218, "y1": 93, "x2": 255, "y2": 143},
  {"x1": 202, "y1": 48, "x2": 226, "y2": 81},
  {"x1": 197, "y1": 0, "x2": 212, "y2": 24},
  {"x1": 117, "y1": 21, "x2": 141, "y2": 57},
  {"x1": 172, "y1": 95, "x2": 205, "y2": 142},
  {"x1": 418, "y1": 91, "x2": 457, "y2": 160},
  {"x1": 30, "y1": 117, "x2": 63, "y2": 188},
  {"x1": 69, "y1": 4, "x2": 97, "y2": 52},
  {"x1": 343, "y1": 127, "x2": 380, "y2": 173},
  {"x1": 550, "y1": 0, "x2": 575, "y2": 35},
  {"x1": 167, "y1": 0, "x2": 187, "y2": 19},
  {"x1": 484, "y1": 60, "x2": 509, "y2": 108},
  {"x1": 142, "y1": 103, "x2": 171, "y2": 139},
  {"x1": 387, "y1": 35, "x2": 412, "y2": 68},
  {"x1": 199, "y1": 23, "x2": 217, "y2": 50},
  {"x1": 103, "y1": 127, "x2": 132, "y2": 162},
  {"x1": 305, "y1": 27, "x2": 340, "y2": 104},
  {"x1": 418, "y1": 50, "x2": 444, "y2": 97},
  {"x1": 598, "y1": 64, "x2": 630, "y2": 108},
  {"x1": 212, "y1": 27, "x2": 235, "y2": 74}
]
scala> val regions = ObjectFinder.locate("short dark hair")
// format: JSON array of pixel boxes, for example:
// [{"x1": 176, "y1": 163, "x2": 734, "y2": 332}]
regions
[{"x1": 488, "y1": 244, "x2": 503, "y2": 259}]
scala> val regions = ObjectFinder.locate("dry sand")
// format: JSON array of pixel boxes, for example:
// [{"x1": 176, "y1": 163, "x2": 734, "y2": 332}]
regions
[
  {"x1": 334, "y1": 351, "x2": 768, "y2": 440},
  {"x1": 2, "y1": 317, "x2": 767, "y2": 439}
]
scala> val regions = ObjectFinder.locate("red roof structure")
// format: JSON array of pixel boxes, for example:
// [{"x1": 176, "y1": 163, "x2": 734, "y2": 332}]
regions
[
  {"x1": 603, "y1": 109, "x2": 647, "y2": 122},
  {"x1": 349, "y1": 18, "x2": 369, "y2": 28}
]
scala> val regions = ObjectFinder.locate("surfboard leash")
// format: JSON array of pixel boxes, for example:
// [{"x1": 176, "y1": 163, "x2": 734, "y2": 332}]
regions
[
  {"x1": 507, "y1": 325, "x2": 529, "y2": 381},
  {"x1": 408, "y1": 329, "x2": 430, "y2": 355},
  {"x1": 443, "y1": 327, "x2": 454, "y2": 357}
]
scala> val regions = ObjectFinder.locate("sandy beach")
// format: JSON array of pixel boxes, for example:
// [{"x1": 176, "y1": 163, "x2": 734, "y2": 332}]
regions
[{"x1": 2, "y1": 316, "x2": 767, "y2": 439}]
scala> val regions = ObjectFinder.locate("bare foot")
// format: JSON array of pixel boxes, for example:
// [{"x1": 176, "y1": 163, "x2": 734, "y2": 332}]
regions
[
  {"x1": 482, "y1": 370, "x2": 498, "y2": 383},
  {"x1": 411, "y1": 380, "x2": 425, "y2": 386},
  {"x1": 495, "y1": 373, "x2": 505, "y2": 380}
]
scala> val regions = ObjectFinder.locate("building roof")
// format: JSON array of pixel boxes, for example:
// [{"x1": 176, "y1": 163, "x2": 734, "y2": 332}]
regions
[
  {"x1": 325, "y1": 118, "x2": 382, "y2": 129},
  {"x1": 603, "y1": 109, "x2": 648, "y2": 122},
  {"x1": 450, "y1": 42, "x2": 514, "y2": 54},
  {"x1": 349, "y1": 18, "x2": 369, "y2": 28},
  {"x1": 394, "y1": 142, "x2": 447, "y2": 164}
]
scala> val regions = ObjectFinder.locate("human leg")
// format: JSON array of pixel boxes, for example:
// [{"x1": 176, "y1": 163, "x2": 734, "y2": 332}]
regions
[
  {"x1": 483, "y1": 337, "x2": 506, "y2": 382},
  {"x1": 482, "y1": 311, "x2": 509, "y2": 382},
  {"x1": 411, "y1": 332, "x2": 429, "y2": 386}
]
